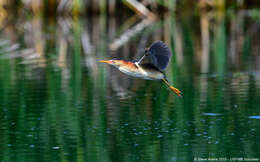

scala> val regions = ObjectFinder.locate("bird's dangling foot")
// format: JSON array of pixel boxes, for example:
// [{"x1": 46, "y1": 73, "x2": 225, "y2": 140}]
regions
[
  {"x1": 162, "y1": 79, "x2": 182, "y2": 97},
  {"x1": 168, "y1": 86, "x2": 182, "y2": 97}
]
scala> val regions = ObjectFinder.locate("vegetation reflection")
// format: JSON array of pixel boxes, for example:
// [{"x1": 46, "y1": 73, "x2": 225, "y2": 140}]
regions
[{"x1": 0, "y1": 1, "x2": 260, "y2": 162}]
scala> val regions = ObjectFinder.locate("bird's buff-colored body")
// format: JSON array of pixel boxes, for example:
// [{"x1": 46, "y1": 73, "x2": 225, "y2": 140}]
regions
[
  {"x1": 98, "y1": 59, "x2": 182, "y2": 96},
  {"x1": 119, "y1": 62, "x2": 164, "y2": 80},
  {"x1": 99, "y1": 60, "x2": 164, "y2": 80}
]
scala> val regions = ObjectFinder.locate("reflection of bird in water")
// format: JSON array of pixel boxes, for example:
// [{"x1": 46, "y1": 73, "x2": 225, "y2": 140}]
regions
[{"x1": 99, "y1": 41, "x2": 182, "y2": 96}]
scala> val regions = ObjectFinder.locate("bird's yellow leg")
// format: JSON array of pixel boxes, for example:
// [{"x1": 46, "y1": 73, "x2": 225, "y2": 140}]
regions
[{"x1": 162, "y1": 79, "x2": 182, "y2": 97}]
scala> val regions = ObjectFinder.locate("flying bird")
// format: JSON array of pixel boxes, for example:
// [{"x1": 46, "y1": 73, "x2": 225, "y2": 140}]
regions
[{"x1": 98, "y1": 41, "x2": 182, "y2": 96}]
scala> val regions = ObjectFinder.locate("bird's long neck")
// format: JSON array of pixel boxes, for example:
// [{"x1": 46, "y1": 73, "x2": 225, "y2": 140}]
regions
[
  {"x1": 117, "y1": 61, "x2": 139, "y2": 73},
  {"x1": 136, "y1": 55, "x2": 146, "y2": 64}
]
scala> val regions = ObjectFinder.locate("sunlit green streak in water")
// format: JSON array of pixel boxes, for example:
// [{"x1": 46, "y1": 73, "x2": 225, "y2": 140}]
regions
[
  {"x1": 0, "y1": 60, "x2": 10, "y2": 161},
  {"x1": 211, "y1": 17, "x2": 227, "y2": 157},
  {"x1": 242, "y1": 34, "x2": 252, "y2": 70},
  {"x1": 213, "y1": 19, "x2": 226, "y2": 76}
]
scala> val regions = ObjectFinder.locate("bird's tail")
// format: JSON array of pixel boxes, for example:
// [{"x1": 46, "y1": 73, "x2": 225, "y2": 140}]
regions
[{"x1": 162, "y1": 79, "x2": 182, "y2": 97}]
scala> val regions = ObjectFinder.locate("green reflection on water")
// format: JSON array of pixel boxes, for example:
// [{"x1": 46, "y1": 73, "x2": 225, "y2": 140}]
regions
[{"x1": 0, "y1": 10, "x2": 260, "y2": 162}]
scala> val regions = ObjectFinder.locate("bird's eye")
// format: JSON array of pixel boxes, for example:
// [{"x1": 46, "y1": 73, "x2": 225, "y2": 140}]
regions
[{"x1": 144, "y1": 48, "x2": 149, "y2": 55}]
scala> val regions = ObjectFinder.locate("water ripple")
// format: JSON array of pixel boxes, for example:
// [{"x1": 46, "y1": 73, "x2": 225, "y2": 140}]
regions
[{"x1": 248, "y1": 116, "x2": 260, "y2": 119}]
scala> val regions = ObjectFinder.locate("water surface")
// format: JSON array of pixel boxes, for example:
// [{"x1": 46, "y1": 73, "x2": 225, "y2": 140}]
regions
[{"x1": 0, "y1": 10, "x2": 260, "y2": 162}]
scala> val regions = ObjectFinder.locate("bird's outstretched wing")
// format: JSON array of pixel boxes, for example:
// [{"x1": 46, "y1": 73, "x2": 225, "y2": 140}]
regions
[
  {"x1": 139, "y1": 63, "x2": 161, "y2": 71},
  {"x1": 147, "y1": 41, "x2": 172, "y2": 71}
]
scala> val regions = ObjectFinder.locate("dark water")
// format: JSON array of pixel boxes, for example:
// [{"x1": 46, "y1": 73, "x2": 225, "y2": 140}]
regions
[{"x1": 0, "y1": 10, "x2": 260, "y2": 162}]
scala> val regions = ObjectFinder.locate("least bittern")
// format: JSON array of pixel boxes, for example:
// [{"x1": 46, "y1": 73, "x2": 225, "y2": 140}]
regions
[{"x1": 98, "y1": 41, "x2": 182, "y2": 96}]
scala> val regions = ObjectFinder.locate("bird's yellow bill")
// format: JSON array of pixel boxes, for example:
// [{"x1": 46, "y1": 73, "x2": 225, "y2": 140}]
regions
[{"x1": 98, "y1": 60, "x2": 112, "y2": 64}]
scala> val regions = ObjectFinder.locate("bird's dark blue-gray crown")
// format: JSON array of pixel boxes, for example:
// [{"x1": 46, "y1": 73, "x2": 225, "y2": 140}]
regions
[{"x1": 147, "y1": 41, "x2": 172, "y2": 71}]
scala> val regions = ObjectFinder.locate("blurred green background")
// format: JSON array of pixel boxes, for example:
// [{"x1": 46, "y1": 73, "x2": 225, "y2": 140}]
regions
[{"x1": 0, "y1": 0, "x2": 260, "y2": 162}]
